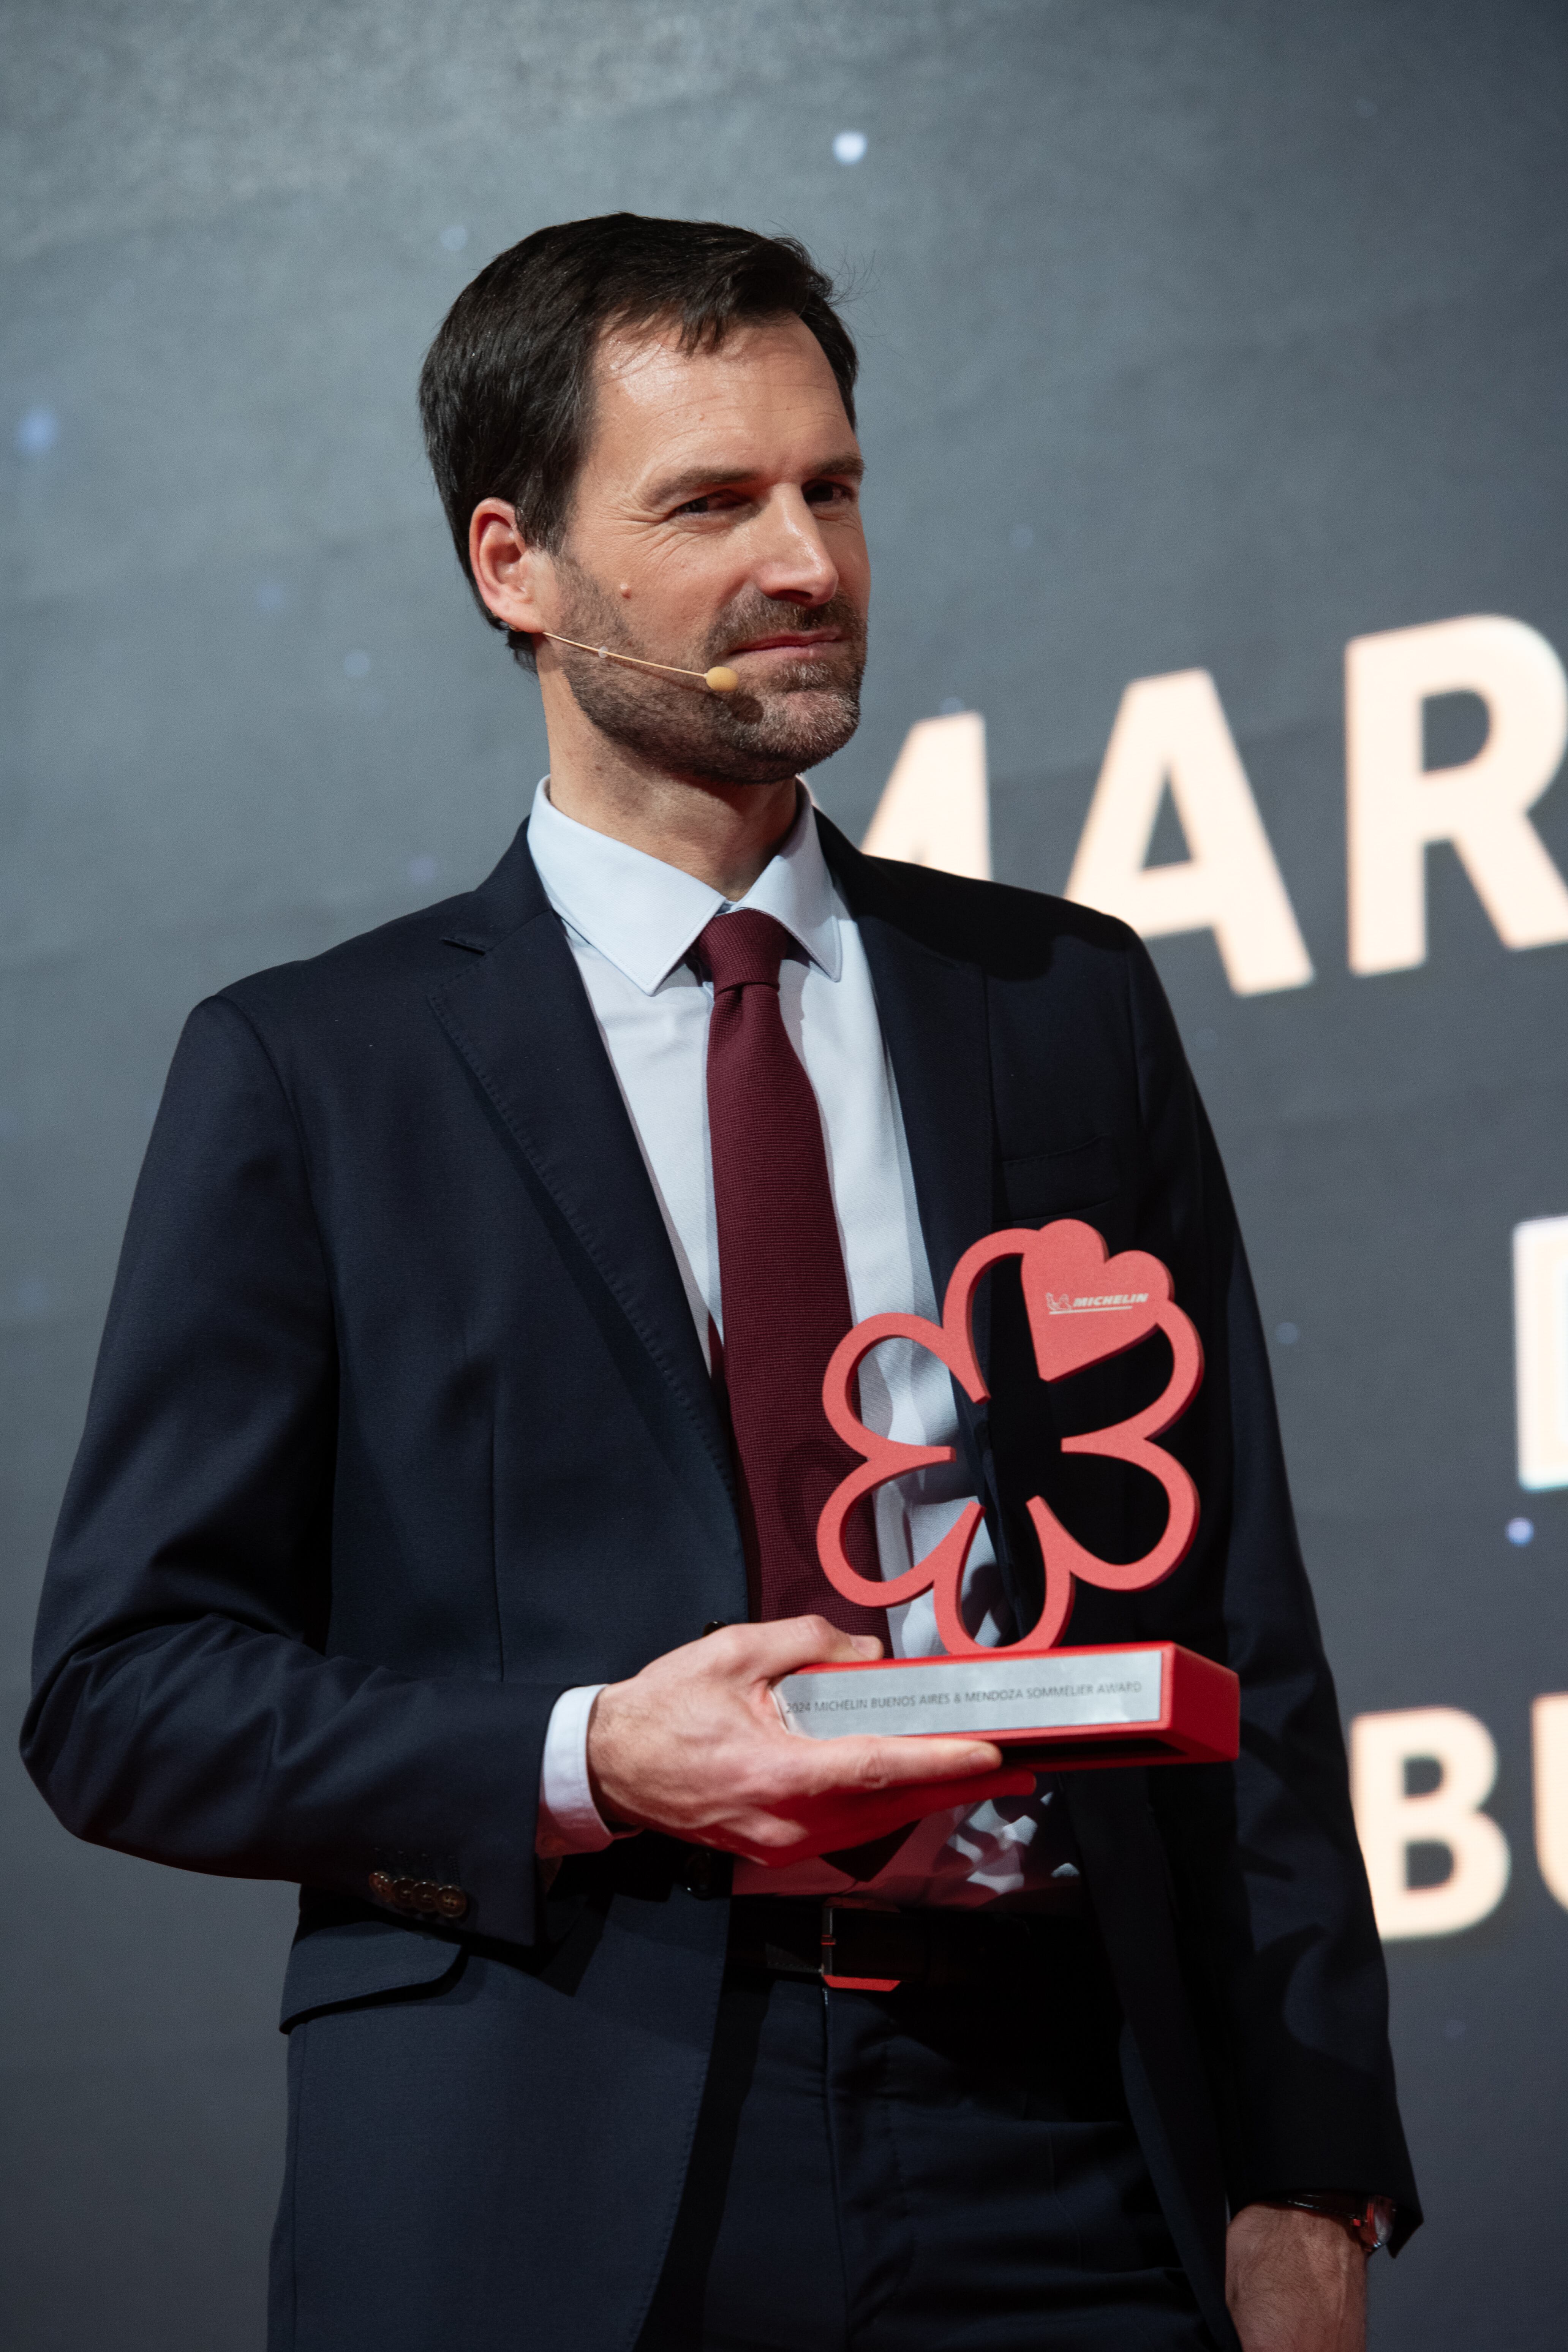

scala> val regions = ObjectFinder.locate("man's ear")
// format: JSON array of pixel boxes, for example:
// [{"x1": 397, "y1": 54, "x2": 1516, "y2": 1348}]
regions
[{"x1": 469, "y1": 498, "x2": 554, "y2": 637}]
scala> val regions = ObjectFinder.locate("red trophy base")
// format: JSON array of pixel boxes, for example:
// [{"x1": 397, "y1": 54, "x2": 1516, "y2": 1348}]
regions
[{"x1": 775, "y1": 1641, "x2": 1239, "y2": 1769}]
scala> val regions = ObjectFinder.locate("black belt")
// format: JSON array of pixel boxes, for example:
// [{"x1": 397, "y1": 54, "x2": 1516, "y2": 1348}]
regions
[{"x1": 728, "y1": 1894, "x2": 1087, "y2": 1992}]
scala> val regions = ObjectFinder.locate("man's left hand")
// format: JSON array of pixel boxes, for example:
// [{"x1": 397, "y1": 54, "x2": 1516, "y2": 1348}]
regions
[{"x1": 1225, "y1": 2205, "x2": 1366, "y2": 2352}]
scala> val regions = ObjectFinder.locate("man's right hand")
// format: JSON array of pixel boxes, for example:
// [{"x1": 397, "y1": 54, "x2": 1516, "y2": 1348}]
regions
[{"x1": 585, "y1": 1616, "x2": 1035, "y2": 1867}]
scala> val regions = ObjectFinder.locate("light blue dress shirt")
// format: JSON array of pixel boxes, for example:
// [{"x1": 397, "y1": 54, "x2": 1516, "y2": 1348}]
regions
[{"x1": 529, "y1": 779, "x2": 1078, "y2": 1907}]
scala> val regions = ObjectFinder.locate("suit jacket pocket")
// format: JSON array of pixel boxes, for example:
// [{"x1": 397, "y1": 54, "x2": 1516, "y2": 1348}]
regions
[
  {"x1": 1001, "y1": 1134, "x2": 1122, "y2": 1226},
  {"x1": 279, "y1": 1915, "x2": 466, "y2": 2032}
]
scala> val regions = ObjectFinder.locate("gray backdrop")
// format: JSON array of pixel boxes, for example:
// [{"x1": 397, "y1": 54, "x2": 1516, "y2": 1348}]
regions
[{"x1": 4, "y1": 3, "x2": 1565, "y2": 2344}]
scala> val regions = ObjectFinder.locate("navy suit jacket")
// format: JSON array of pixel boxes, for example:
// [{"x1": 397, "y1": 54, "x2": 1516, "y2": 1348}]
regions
[{"x1": 24, "y1": 814, "x2": 1417, "y2": 2352}]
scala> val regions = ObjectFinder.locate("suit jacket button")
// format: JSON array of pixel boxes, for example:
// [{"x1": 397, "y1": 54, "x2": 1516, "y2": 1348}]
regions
[
  {"x1": 369, "y1": 1870, "x2": 393, "y2": 1901},
  {"x1": 435, "y1": 1886, "x2": 468, "y2": 1920},
  {"x1": 683, "y1": 1847, "x2": 716, "y2": 1898}
]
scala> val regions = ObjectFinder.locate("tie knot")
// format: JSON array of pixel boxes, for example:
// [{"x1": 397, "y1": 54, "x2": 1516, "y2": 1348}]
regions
[{"x1": 698, "y1": 909, "x2": 797, "y2": 995}]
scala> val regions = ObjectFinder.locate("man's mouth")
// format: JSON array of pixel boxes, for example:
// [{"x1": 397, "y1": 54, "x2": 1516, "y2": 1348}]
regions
[{"x1": 726, "y1": 629, "x2": 846, "y2": 659}]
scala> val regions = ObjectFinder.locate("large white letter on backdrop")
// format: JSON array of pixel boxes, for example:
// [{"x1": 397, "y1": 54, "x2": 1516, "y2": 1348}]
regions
[
  {"x1": 1346, "y1": 615, "x2": 1568, "y2": 975},
  {"x1": 1351, "y1": 1707, "x2": 1511, "y2": 1939},
  {"x1": 1514, "y1": 1214, "x2": 1568, "y2": 1492},
  {"x1": 1533, "y1": 1695, "x2": 1568, "y2": 1911},
  {"x1": 860, "y1": 710, "x2": 991, "y2": 879},
  {"x1": 1064, "y1": 670, "x2": 1313, "y2": 996}
]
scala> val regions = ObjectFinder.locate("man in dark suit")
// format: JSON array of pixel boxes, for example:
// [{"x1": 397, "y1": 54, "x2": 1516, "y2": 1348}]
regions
[{"x1": 24, "y1": 215, "x2": 1416, "y2": 2352}]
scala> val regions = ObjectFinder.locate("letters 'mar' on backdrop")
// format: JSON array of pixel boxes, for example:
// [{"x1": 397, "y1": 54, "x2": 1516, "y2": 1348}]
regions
[{"x1": 3, "y1": 5, "x2": 1565, "y2": 2349}]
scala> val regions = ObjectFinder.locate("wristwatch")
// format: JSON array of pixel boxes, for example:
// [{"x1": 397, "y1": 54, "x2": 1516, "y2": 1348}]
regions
[{"x1": 1268, "y1": 2192, "x2": 1396, "y2": 2254}]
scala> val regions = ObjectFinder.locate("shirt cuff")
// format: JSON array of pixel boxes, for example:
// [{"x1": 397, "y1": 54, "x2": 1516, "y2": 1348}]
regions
[{"x1": 536, "y1": 1683, "x2": 621, "y2": 1857}]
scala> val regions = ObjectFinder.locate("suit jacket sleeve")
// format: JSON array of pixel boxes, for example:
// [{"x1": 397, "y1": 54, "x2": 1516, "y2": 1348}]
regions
[
  {"x1": 1120, "y1": 937, "x2": 1418, "y2": 2231},
  {"x1": 21, "y1": 994, "x2": 557, "y2": 1947}
]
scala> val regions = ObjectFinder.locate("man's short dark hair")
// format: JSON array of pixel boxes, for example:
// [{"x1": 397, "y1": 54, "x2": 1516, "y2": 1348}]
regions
[{"x1": 418, "y1": 213, "x2": 858, "y2": 659}]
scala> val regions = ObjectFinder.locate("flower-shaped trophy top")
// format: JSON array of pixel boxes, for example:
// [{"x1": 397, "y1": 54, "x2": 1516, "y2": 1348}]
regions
[{"x1": 816, "y1": 1219, "x2": 1205, "y2": 1657}]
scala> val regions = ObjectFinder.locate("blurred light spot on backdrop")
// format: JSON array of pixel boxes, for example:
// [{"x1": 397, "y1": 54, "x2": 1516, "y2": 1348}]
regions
[
  {"x1": 833, "y1": 130, "x2": 867, "y2": 164},
  {"x1": 1507, "y1": 1517, "x2": 1535, "y2": 1546},
  {"x1": 256, "y1": 582, "x2": 286, "y2": 614},
  {"x1": 1276, "y1": 1322, "x2": 1300, "y2": 1346},
  {"x1": 16, "y1": 406, "x2": 58, "y2": 455},
  {"x1": 407, "y1": 855, "x2": 438, "y2": 886},
  {"x1": 343, "y1": 650, "x2": 371, "y2": 679},
  {"x1": 441, "y1": 224, "x2": 469, "y2": 251},
  {"x1": 1009, "y1": 523, "x2": 1035, "y2": 549}
]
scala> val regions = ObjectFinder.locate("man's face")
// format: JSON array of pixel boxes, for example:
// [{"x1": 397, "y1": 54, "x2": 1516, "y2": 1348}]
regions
[{"x1": 544, "y1": 314, "x2": 869, "y2": 787}]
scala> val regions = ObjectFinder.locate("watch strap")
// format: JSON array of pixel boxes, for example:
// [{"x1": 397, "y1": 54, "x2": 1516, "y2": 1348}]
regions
[{"x1": 1266, "y1": 2192, "x2": 1396, "y2": 2253}]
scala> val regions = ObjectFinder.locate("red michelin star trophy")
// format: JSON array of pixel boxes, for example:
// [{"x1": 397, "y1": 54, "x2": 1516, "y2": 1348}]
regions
[{"x1": 774, "y1": 1220, "x2": 1240, "y2": 1768}]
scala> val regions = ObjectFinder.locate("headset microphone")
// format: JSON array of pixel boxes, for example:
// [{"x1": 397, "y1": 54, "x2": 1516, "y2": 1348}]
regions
[{"x1": 539, "y1": 630, "x2": 739, "y2": 694}]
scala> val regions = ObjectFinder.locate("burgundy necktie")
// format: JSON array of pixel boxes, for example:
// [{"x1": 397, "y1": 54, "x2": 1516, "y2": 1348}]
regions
[{"x1": 699, "y1": 910, "x2": 890, "y2": 1646}]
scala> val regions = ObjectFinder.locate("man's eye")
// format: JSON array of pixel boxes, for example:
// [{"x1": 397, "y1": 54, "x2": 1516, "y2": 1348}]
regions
[
  {"x1": 805, "y1": 481, "x2": 856, "y2": 506},
  {"x1": 671, "y1": 491, "x2": 743, "y2": 518}
]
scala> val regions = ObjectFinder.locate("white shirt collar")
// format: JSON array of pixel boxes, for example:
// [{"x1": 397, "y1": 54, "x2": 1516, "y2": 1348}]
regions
[{"x1": 526, "y1": 777, "x2": 842, "y2": 994}]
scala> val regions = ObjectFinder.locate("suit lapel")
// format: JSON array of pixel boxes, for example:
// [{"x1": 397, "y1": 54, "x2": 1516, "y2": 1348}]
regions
[
  {"x1": 818, "y1": 816, "x2": 1052, "y2": 1625},
  {"x1": 817, "y1": 817, "x2": 994, "y2": 1311},
  {"x1": 429, "y1": 816, "x2": 1005, "y2": 1580},
  {"x1": 428, "y1": 828, "x2": 737, "y2": 1525}
]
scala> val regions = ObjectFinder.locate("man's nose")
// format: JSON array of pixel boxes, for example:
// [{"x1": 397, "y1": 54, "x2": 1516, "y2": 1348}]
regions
[{"x1": 751, "y1": 487, "x2": 839, "y2": 608}]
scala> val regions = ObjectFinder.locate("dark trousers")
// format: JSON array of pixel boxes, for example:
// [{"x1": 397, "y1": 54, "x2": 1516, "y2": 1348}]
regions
[{"x1": 637, "y1": 1919, "x2": 1220, "y2": 2352}]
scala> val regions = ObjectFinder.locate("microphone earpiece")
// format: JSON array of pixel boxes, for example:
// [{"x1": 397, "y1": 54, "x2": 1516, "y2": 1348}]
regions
[{"x1": 540, "y1": 631, "x2": 738, "y2": 694}]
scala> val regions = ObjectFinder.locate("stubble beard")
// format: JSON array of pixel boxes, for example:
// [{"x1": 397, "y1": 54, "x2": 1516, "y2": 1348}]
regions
[{"x1": 546, "y1": 554, "x2": 866, "y2": 788}]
